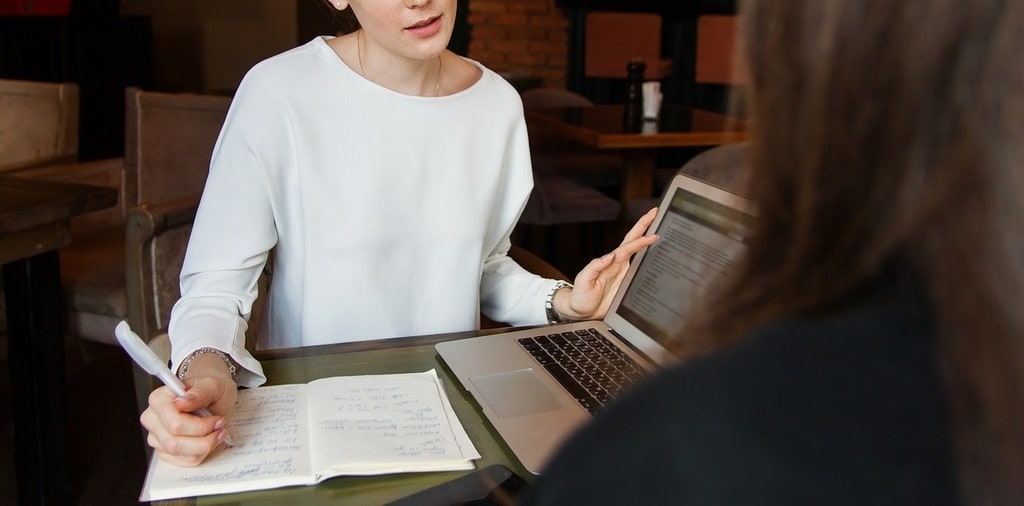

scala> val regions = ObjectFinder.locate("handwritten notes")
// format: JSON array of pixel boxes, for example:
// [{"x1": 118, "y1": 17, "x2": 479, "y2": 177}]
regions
[
  {"x1": 140, "y1": 370, "x2": 480, "y2": 502},
  {"x1": 308, "y1": 372, "x2": 479, "y2": 474}
]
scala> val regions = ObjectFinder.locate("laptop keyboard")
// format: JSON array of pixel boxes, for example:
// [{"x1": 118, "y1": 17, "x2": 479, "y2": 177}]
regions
[{"x1": 517, "y1": 328, "x2": 647, "y2": 415}]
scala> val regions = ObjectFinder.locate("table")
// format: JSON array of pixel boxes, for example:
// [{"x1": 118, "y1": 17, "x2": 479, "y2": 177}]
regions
[
  {"x1": 153, "y1": 328, "x2": 532, "y2": 506},
  {"x1": 1, "y1": 175, "x2": 118, "y2": 505},
  {"x1": 524, "y1": 104, "x2": 747, "y2": 205}
]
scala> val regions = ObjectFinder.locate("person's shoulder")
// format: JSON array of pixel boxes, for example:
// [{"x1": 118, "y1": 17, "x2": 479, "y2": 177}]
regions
[
  {"x1": 735, "y1": 276, "x2": 934, "y2": 365},
  {"x1": 598, "y1": 282, "x2": 941, "y2": 437},
  {"x1": 233, "y1": 37, "x2": 338, "y2": 102},
  {"x1": 245, "y1": 37, "x2": 331, "y2": 80}
]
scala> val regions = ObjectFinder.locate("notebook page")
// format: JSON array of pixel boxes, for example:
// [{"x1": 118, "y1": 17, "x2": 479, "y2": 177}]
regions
[
  {"x1": 307, "y1": 369, "x2": 480, "y2": 476},
  {"x1": 140, "y1": 384, "x2": 314, "y2": 501}
]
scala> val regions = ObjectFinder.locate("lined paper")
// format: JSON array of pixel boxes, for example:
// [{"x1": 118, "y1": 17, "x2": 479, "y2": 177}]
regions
[{"x1": 140, "y1": 370, "x2": 479, "y2": 502}]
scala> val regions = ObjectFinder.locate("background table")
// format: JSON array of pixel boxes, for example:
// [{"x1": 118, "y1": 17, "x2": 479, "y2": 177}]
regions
[
  {"x1": 153, "y1": 328, "x2": 532, "y2": 506},
  {"x1": 1, "y1": 175, "x2": 118, "y2": 505},
  {"x1": 525, "y1": 104, "x2": 747, "y2": 205}
]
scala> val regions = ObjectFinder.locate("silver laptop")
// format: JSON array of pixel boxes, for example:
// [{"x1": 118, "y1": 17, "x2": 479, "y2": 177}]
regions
[{"x1": 436, "y1": 173, "x2": 755, "y2": 474}]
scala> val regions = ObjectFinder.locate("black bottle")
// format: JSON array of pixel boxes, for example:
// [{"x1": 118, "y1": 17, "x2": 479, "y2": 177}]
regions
[{"x1": 623, "y1": 58, "x2": 646, "y2": 132}]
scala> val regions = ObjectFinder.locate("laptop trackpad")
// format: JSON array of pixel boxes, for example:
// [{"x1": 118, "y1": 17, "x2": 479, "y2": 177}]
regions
[{"x1": 470, "y1": 369, "x2": 566, "y2": 418}]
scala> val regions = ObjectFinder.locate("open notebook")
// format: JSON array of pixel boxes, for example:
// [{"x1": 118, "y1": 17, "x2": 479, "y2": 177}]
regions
[
  {"x1": 139, "y1": 370, "x2": 480, "y2": 501},
  {"x1": 436, "y1": 173, "x2": 755, "y2": 474}
]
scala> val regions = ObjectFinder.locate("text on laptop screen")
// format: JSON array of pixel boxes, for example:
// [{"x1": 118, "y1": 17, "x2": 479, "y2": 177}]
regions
[{"x1": 616, "y1": 186, "x2": 753, "y2": 344}]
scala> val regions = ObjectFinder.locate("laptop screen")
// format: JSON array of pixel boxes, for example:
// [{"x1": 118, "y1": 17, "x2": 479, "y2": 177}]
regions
[{"x1": 608, "y1": 179, "x2": 754, "y2": 360}]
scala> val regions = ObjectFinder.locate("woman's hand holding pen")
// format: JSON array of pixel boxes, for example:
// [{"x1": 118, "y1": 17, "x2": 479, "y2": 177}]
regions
[
  {"x1": 557, "y1": 208, "x2": 660, "y2": 321},
  {"x1": 140, "y1": 355, "x2": 238, "y2": 467}
]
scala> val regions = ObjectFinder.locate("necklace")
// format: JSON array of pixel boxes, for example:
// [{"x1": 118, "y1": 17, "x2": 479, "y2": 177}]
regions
[{"x1": 357, "y1": 30, "x2": 442, "y2": 97}]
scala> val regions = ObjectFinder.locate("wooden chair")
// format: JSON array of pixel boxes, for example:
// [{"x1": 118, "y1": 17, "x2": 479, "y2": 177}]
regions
[
  {"x1": 583, "y1": 12, "x2": 672, "y2": 80},
  {"x1": 695, "y1": 15, "x2": 747, "y2": 86},
  {"x1": 518, "y1": 87, "x2": 623, "y2": 274},
  {"x1": 0, "y1": 79, "x2": 80, "y2": 335},
  {"x1": 520, "y1": 87, "x2": 623, "y2": 191},
  {"x1": 124, "y1": 195, "x2": 205, "y2": 413},
  {"x1": 11, "y1": 87, "x2": 231, "y2": 350},
  {"x1": 0, "y1": 78, "x2": 79, "y2": 172},
  {"x1": 644, "y1": 17, "x2": 747, "y2": 198},
  {"x1": 123, "y1": 87, "x2": 231, "y2": 211},
  {"x1": 693, "y1": 15, "x2": 748, "y2": 116},
  {"x1": 520, "y1": 86, "x2": 594, "y2": 108}
]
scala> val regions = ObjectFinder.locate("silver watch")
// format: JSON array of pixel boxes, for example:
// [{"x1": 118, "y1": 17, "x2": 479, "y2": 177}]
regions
[{"x1": 545, "y1": 280, "x2": 573, "y2": 324}]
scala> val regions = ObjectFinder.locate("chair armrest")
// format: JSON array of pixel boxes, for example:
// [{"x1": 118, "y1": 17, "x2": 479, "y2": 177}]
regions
[
  {"x1": 125, "y1": 194, "x2": 269, "y2": 355},
  {"x1": 125, "y1": 195, "x2": 200, "y2": 239},
  {"x1": 125, "y1": 195, "x2": 201, "y2": 344}
]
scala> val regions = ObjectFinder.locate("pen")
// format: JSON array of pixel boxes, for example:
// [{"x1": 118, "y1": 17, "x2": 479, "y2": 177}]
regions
[{"x1": 114, "y1": 320, "x2": 234, "y2": 447}]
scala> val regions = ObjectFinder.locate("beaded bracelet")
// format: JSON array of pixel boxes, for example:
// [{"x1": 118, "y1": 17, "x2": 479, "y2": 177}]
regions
[
  {"x1": 545, "y1": 280, "x2": 574, "y2": 324},
  {"x1": 177, "y1": 347, "x2": 238, "y2": 383}
]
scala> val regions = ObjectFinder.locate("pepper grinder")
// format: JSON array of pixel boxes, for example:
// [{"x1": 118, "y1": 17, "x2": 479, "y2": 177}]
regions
[{"x1": 623, "y1": 58, "x2": 647, "y2": 132}]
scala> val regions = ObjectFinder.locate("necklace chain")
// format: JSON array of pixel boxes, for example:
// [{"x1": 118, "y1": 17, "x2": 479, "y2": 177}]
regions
[{"x1": 357, "y1": 30, "x2": 442, "y2": 97}]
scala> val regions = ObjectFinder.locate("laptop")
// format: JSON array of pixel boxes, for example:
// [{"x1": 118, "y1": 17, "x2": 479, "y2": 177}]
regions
[{"x1": 436, "y1": 173, "x2": 756, "y2": 474}]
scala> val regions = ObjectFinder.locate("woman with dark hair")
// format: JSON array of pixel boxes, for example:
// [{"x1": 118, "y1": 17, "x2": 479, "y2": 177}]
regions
[{"x1": 524, "y1": 0, "x2": 1024, "y2": 504}]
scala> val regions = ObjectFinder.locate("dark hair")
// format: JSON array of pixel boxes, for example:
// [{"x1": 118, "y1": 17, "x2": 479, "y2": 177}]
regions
[
  {"x1": 679, "y1": 1, "x2": 1024, "y2": 503},
  {"x1": 335, "y1": 7, "x2": 360, "y2": 34},
  {"x1": 318, "y1": 1, "x2": 361, "y2": 34}
]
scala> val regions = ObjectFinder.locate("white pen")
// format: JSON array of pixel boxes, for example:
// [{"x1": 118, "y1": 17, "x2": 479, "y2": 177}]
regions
[{"x1": 114, "y1": 320, "x2": 234, "y2": 447}]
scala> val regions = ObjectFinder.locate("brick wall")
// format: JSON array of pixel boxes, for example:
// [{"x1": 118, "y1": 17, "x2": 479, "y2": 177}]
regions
[{"x1": 466, "y1": 0, "x2": 569, "y2": 87}]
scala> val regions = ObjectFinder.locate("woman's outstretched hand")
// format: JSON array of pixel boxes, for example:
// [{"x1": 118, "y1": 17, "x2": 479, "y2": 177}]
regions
[{"x1": 557, "y1": 208, "x2": 659, "y2": 321}]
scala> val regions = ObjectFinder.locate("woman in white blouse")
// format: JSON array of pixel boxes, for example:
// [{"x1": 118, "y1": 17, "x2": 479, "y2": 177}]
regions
[{"x1": 140, "y1": 0, "x2": 658, "y2": 466}]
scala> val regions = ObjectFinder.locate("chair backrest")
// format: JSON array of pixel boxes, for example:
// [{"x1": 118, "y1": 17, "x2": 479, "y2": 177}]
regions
[
  {"x1": 677, "y1": 142, "x2": 750, "y2": 196},
  {"x1": 520, "y1": 87, "x2": 594, "y2": 108},
  {"x1": 695, "y1": 15, "x2": 748, "y2": 86},
  {"x1": 0, "y1": 78, "x2": 79, "y2": 172},
  {"x1": 520, "y1": 87, "x2": 596, "y2": 155},
  {"x1": 124, "y1": 87, "x2": 232, "y2": 209},
  {"x1": 519, "y1": 85, "x2": 625, "y2": 192},
  {"x1": 584, "y1": 12, "x2": 670, "y2": 80},
  {"x1": 626, "y1": 143, "x2": 751, "y2": 222}
]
